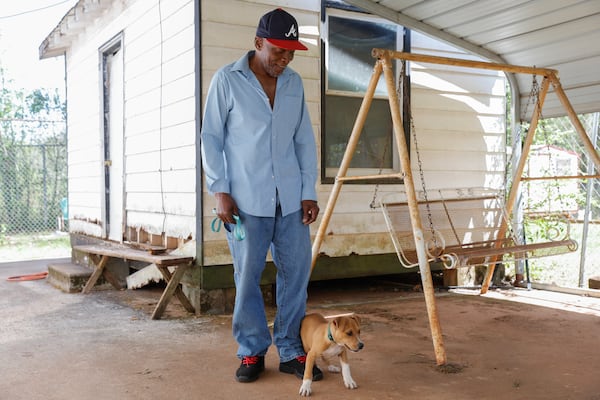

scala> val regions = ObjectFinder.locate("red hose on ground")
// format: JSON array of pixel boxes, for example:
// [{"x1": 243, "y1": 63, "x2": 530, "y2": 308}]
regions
[{"x1": 6, "y1": 271, "x2": 48, "y2": 281}]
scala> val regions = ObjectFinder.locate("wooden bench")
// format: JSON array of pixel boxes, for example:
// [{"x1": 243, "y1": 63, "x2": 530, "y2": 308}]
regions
[{"x1": 74, "y1": 244, "x2": 195, "y2": 320}]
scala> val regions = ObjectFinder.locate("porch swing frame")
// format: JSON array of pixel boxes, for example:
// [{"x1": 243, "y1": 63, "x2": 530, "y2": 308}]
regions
[{"x1": 310, "y1": 49, "x2": 600, "y2": 366}]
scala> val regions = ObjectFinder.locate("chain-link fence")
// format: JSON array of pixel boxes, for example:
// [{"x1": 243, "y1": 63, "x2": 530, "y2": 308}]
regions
[
  {"x1": 1, "y1": 85, "x2": 68, "y2": 251},
  {"x1": 513, "y1": 112, "x2": 600, "y2": 288},
  {"x1": 0, "y1": 108, "x2": 69, "y2": 261},
  {"x1": 0, "y1": 142, "x2": 67, "y2": 234}
]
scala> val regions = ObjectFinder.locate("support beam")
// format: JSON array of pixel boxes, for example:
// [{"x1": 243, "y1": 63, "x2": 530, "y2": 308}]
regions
[
  {"x1": 380, "y1": 52, "x2": 446, "y2": 365},
  {"x1": 371, "y1": 49, "x2": 557, "y2": 76},
  {"x1": 311, "y1": 61, "x2": 383, "y2": 270},
  {"x1": 480, "y1": 76, "x2": 552, "y2": 293}
]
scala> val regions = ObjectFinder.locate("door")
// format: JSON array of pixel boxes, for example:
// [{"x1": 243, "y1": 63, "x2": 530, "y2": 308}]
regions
[{"x1": 102, "y1": 38, "x2": 124, "y2": 241}]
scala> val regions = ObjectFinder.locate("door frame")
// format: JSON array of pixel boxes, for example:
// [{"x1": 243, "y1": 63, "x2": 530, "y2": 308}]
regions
[{"x1": 99, "y1": 33, "x2": 125, "y2": 241}]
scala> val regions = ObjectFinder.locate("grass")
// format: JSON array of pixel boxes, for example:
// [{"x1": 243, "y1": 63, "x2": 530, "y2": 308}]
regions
[{"x1": 0, "y1": 231, "x2": 71, "y2": 262}]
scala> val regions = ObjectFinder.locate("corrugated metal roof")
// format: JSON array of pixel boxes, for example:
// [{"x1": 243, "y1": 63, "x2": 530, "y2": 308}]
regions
[{"x1": 343, "y1": 0, "x2": 600, "y2": 119}]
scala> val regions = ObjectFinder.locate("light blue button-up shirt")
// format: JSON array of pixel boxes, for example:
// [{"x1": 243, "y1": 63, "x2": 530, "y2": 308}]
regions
[{"x1": 201, "y1": 51, "x2": 318, "y2": 218}]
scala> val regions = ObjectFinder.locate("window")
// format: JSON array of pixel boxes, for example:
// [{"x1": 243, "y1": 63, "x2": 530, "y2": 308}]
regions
[{"x1": 323, "y1": 10, "x2": 406, "y2": 181}]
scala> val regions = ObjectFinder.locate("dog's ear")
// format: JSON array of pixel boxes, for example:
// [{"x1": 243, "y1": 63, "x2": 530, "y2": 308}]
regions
[{"x1": 350, "y1": 314, "x2": 361, "y2": 324}]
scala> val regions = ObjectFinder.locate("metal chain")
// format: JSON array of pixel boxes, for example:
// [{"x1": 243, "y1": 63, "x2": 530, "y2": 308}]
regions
[
  {"x1": 369, "y1": 130, "x2": 389, "y2": 208},
  {"x1": 403, "y1": 60, "x2": 437, "y2": 243},
  {"x1": 370, "y1": 60, "x2": 400, "y2": 209},
  {"x1": 520, "y1": 74, "x2": 540, "y2": 211},
  {"x1": 526, "y1": 75, "x2": 565, "y2": 212}
]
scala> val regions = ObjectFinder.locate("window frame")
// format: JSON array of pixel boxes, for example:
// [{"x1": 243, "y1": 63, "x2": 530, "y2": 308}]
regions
[{"x1": 321, "y1": 7, "x2": 409, "y2": 184}]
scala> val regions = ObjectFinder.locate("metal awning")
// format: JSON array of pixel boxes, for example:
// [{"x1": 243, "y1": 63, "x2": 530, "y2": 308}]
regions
[
  {"x1": 343, "y1": 0, "x2": 600, "y2": 119},
  {"x1": 41, "y1": 1, "x2": 600, "y2": 119}
]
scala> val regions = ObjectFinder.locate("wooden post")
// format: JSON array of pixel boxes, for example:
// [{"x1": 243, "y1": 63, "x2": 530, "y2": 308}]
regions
[
  {"x1": 480, "y1": 76, "x2": 552, "y2": 293},
  {"x1": 379, "y1": 51, "x2": 447, "y2": 365},
  {"x1": 371, "y1": 50, "x2": 558, "y2": 77},
  {"x1": 311, "y1": 61, "x2": 383, "y2": 270}
]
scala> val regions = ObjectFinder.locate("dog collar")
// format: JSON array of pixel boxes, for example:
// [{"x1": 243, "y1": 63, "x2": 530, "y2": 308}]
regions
[{"x1": 327, "y1": 322, "x2": 336, "y2": 343}]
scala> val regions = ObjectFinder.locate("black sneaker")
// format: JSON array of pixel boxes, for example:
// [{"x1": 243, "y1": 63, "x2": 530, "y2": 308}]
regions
[
  {"x1": 279, "y1": 355, "x2": 323, "y2": 381},
  {"x1": 235, "y1": 356, "x2": 265, "y2": 383}
]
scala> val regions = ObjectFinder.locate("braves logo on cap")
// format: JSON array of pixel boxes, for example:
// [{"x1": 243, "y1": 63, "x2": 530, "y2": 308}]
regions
[{"x1": 285, "y1": 24, "x2": 298, "y2": 38}]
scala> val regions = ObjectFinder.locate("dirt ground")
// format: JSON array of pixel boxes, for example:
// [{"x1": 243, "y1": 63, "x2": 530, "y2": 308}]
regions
[{"x1": 2, "y1": 259, "x2": 600, "y2": 400}]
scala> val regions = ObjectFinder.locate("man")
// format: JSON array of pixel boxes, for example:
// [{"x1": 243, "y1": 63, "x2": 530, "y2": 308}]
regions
[{"x1": 200, "y1": 8, "x2": 322, "y2": 383}]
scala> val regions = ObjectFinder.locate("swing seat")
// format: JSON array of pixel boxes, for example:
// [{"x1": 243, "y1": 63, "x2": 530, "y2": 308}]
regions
[{"x1": 379, "y1": 187, "x2": 578, "y2": 269}]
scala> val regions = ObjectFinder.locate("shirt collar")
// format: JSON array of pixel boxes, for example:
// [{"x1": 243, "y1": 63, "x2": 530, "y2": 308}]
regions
[{"x1": 232, "y1": 50, "x2": 291, "y2": 82}]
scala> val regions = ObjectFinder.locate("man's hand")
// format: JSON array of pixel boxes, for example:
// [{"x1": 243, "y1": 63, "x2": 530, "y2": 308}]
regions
[
  {"x1": 301, "y1": 200, "x2": 319, "y2": 225},
  {"x1": 214, "y1": 193, "x2": 238, "y2": 224}
]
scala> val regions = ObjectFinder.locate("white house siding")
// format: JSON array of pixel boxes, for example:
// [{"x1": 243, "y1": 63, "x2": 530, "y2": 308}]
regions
[
  {"x1": 66, "y1": 1, "x2": 129, "y2": 238},
  {"x1": 66, "y1": 0, "x2": 197, "y2": 241},
  {"x1": 201, "y1": 0, "x2": 321, "y2": 265},
  {"x1": 409, "y1": 33, "x2": 506, "y2": 190},
  {"x1": 123, "y1": 0, "x2": 196, "y2": 240}
]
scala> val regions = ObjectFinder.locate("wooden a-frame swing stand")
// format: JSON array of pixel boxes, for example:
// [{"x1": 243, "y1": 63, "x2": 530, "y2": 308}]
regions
[{"x1": 310, "y1": 49, "x2": 600, "y2": 366}]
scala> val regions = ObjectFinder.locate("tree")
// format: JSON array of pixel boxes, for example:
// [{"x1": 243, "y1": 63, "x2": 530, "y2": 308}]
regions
[{"x1": 0, "y1": 67, "x2": 67, "y2": 233}]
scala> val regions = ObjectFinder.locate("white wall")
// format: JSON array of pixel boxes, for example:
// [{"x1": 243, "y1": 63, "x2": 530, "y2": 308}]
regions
[
  {"x1": 66, "y1": 0, "x2": 197, "y2": 240},
  {"x1": 410, "y1": 32, "x2": 506, "y2": 190}
]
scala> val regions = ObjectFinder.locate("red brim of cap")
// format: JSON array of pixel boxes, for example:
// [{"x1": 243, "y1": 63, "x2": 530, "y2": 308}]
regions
[{"x1": 266, "y1": 38, "x2": 308, "y2": 51}]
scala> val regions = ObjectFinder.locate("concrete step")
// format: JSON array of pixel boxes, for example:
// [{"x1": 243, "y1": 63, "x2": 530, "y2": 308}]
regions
[{"x1": 47, "y1": 262, "x2": 93, "y2": 293}]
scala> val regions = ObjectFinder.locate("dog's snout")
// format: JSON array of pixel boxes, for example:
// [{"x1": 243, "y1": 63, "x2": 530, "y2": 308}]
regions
[{"x1": 358, "y1": 342, "x2": 364, "y2": 350}]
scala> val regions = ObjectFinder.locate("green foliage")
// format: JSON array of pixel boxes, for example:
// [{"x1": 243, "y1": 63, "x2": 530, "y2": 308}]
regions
[
  {"x1": 523, "y1": 214, "x2": 570, "y2": 243},
  {"x1": 507, "y1": 82, "x2": 600, "y2": 220},
  {"x1": 0, "y1": 68, "x2": 67, "y2": 234}
]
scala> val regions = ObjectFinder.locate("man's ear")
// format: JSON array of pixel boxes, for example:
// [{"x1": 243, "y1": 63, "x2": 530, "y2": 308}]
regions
[{"x1": 254, "y1": 36, "x2": 263, "y2": 50}]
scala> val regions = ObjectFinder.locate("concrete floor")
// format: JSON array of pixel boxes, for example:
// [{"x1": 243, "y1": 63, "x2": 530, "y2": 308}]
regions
[{"x1": 2, "y1": 258, "x2": 600, "y2": 400}]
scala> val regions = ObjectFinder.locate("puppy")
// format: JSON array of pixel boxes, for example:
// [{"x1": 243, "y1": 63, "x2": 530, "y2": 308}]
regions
[{"x1": 299, "y1": 313, "x2": 364, "y2": 396}]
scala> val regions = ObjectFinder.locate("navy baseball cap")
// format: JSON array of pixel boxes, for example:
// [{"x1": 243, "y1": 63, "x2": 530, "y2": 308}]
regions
[{"x1": 256, "y1": 8, "x2": 308, "y2": 51}]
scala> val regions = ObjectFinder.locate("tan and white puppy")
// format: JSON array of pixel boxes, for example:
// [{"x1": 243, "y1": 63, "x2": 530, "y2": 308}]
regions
[{"x1": 299, "y1": 313, "x2": 364, "y2": 396}]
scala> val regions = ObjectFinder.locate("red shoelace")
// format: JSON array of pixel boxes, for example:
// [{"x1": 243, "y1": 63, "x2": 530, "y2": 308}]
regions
[
  {"x1": 242, "y1": 356, "x2": 260, "y2": 366},
  {"x1": 296, "y1": 355, "x2": 306, "y2": 363}
]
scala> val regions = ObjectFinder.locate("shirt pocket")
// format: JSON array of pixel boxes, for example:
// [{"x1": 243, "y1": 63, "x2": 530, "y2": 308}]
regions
[
  {"x1": 279, "y1": 95, "x2": 301, "y2": 116},
  {"x1": 276, "y1": 94, "x2": 302, "y2": 135}
]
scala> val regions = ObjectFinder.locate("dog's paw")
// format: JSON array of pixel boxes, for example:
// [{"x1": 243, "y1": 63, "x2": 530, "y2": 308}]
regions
[
  {"x1": 344, "y1": 378, "x2": 358, "y2": 390},
  {"x1": 299, "y1": 380, "x2": 312, "y2": 397},
  {"x1": 328, "y1": 365, "x2": 341, "y2": 373}
]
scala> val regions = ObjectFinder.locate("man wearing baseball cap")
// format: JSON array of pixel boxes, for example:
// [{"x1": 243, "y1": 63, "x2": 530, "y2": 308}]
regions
[{"x1": 201, "y1": 8, "x2": 321, "y2": 383}]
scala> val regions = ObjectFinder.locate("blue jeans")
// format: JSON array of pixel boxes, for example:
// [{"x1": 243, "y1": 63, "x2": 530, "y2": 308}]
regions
[{"x1": 227, "y1": 207, "x2": 311, "y2": 363}]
